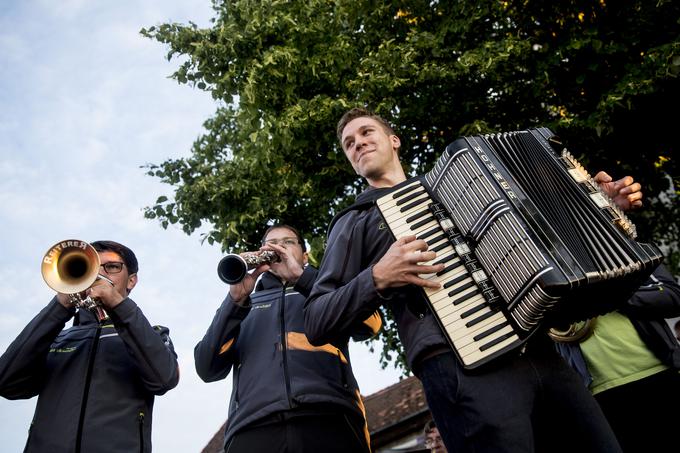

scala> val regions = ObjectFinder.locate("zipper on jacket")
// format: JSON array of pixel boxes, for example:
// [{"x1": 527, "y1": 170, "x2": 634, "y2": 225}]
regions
[
  {"x1": 75, "y1": 324, "x2": 102, "y2": 453},
  {"x1": 138, "y1": 411, "x2": 145, "y2": 453},
  {"x1": 280, "y1": 286, "x2": 293, "y2": 407},
  {"x1": 233, "y1": 363, "x2": 241, "y2": 411}
]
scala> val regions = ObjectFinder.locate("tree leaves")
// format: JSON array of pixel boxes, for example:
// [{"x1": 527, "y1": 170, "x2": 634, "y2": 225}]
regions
[{"x1": 142, "y1": 0, "x2": 680, "y2": 373}]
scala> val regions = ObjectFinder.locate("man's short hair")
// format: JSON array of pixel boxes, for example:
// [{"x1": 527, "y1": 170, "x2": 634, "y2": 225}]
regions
[
  {"x1": 336, "y1": 107, "x2": 396, "y2": 142},
  {"x1": 261, "y1": 224, "x2": 307, "y2": 252},
  {"x1": 91, "y1": 240, "x2": 139, "y2": 274}
]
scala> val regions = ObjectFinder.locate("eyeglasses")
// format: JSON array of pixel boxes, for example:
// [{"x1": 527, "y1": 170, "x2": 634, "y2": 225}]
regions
[
  {"x1": 425, "y1": 435, "x2": 443, "y2": 448},
  {"x1": 100, "y1": 262, "x2": 125, "y2": 274},
  {"x1": 262, "y1": 237, "x2": 300, "y2": 248}
]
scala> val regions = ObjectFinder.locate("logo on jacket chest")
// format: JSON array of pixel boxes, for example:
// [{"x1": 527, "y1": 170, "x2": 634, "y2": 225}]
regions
[{"x1": 49, "y1": 347, "x2": 77, "y2": 353}]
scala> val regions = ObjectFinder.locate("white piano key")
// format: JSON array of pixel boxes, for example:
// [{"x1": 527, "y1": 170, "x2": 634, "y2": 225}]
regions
[
  {"x1": 459, "y1": 331, "x2": 521, "y2": 366},
  {"x1": 444, "y1": 312, "x2": 509, "y2": 347},
  {"x1": 433, "y1": 292, "x2": 486, "y2": 320}
]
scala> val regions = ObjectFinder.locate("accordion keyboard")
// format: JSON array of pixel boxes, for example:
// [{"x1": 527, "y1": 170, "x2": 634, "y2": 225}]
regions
[{"x1": 377, "y1": 180, "x2": 523, "y2": 368}]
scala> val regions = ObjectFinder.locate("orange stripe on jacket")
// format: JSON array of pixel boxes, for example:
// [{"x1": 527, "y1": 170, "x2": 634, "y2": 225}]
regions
[
  {"x1": 285, "y1": 332, "x2": 348, "y2": 364},
  {"x1": 218, "y1": 338, "x2": 235, "y2": 355}
]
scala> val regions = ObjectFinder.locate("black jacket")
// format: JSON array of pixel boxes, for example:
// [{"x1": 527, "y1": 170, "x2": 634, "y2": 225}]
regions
[
  {"x1": 557, "y1": 264, "x2": 680, "y2": 386},
  {"x1": 194, "y1": 267, "x2": 377, "y2": 447},
  {"x1": 0, "y1": 297, "x2": 179, "y2": 453},
  {"x1": 305, "y1": 187, "x2": 448, "y2": 369}
]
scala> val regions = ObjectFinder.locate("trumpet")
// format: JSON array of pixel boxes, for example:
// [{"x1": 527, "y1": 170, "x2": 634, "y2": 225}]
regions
[
  {"x1": 548, "y1": 319, "x2": 597, "y2": 343},
  {"x1": 41, "y1": 239, "x2": 112, "y2": 322},
  {"x1": 217, "y1": 250, "x2": 280, "y2": 284}
]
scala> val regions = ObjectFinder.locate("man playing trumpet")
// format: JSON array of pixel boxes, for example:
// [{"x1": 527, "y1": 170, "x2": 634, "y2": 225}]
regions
[
  {"x1": 195, "y1": 224, "x2": 379, "y2": 453},
  {"x1": 0, "y1": 240, "x2": 179, "y2": 453}
]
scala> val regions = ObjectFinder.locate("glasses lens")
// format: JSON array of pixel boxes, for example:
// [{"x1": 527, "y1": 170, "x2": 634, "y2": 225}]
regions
[
  {"x1": 102, "y1": 262, "x2": 124, "y2": 274},
  {"x1": 264, "y1": 237, "x2": 298, "y2": 247}
]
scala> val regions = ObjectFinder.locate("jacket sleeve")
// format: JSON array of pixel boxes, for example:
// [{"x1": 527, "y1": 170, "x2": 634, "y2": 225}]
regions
[
  {"x1": 0, "y1": 298, "x2": 74, "y2": 399},
  {"x1": 304, "y1": 213, "x2": 385, "y2": 346},
  {"x1": 620, "y1": 264, "x2": 680, "y2": 319},
  {"x1": 108, "y1": 298, "x2": 179, "y2": 395},
  {"x1": 297, "y1": 264, "x2": 381, "y2": 342},
  {"x1": 194, "y1": 295, "x2": 251, "y2": 382},
  {"x1": 293, "y1": 265, "x2": 318, "y2": 298}
]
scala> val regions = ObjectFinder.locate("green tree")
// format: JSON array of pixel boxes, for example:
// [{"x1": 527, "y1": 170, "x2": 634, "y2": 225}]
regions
[{"x1": 142, "y1": 0, "x2": 679, "y2": 372}]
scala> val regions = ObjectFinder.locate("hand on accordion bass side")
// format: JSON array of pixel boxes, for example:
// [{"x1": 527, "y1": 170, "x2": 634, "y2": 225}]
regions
[
  {"x1": 372, "y1": 235, "x2": 445, "y2": 292},
  {"x1": 593, "y1": 171, "x2": 643, "y2": 211}
]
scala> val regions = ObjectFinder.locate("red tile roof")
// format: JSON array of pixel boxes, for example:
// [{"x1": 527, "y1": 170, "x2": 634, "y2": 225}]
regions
[{"x1": 364, "y1": 375, "x2": 429, "y2": 435}]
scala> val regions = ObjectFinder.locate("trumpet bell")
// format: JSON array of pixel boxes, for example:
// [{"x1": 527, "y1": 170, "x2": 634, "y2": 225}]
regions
[
  {"x1": 217, "y1": 255, "x2": 248, "y2": 284},
  {"x1": 41, "y1": 240, "x2": 101, "y2": 294},
  {"x1": 217, "y1": 250, "x2": 279, "y2": 284}
]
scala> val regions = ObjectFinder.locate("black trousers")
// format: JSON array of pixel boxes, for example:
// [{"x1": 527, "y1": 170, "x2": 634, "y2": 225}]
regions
[
  {"x1": 595, "y1": 368, "x2": 680, "y2": 453},
  {"x1": 224, "y1": 412, "x2": 370, "y2": 453},
  {"x1": 416, "y1": 348, "x2": 622, "y2": 453}
]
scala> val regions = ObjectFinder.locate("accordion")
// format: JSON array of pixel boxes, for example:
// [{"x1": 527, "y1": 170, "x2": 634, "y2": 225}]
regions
[{"x1": 376, "y1": 128, "x2": 662, "y2": 369}]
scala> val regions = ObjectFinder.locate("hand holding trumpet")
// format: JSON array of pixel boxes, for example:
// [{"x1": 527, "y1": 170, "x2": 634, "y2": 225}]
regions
[
  {"x1": 88, "y1": 275, "x2": 124, "y2": 308},
  {"x1": 221, "y1": 228, "x2": 308, "y2": 305},
  {"x1": 226, "y1": 242, "x2": 305, "y2": 304},
  {"x1": 227, "y1": 255, "x2": 267, "y2": 305},
  {"x1": 262, "y1": 240, "x2": 305, "y2": 285},
  {"x1": 56, "y1": 275, "x2": 120, "y2": 309}
]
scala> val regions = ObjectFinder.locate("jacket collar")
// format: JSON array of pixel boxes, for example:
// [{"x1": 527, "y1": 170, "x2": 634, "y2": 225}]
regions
[
  {"x1": 255, "y1": 272, "x2": 285, "y2": 292},
  {"x1": 74, "y1": 308, "x2": 101, "y2": 326},
  {"x1": 326, "y1": 185, "x2": 396, "y2": 237}
]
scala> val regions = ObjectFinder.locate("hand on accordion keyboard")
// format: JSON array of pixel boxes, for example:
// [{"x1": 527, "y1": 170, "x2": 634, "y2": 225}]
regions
[
  {"x1": 594, "y1": 171, "x2": 643, "y2": 211},
  {"x1": 372, "y1": 235, "x2": 445, "y2": 292}
]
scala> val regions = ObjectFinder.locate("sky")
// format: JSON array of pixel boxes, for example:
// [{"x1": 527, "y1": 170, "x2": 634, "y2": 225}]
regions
[{"x1": 0, "y1": 2, "x2": 403, "y2": 452}]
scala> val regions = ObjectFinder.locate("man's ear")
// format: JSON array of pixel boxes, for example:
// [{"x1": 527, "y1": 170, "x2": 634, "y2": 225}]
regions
[
  {"x1": 390, "y1": 134, "x2": 401, "y2": 152},
  {"x1": 302, "y1": 251, "x2": 309, "y2": 266},
  {"x1": 126, "y1": 273, "x2": 138, "y2": 294}
]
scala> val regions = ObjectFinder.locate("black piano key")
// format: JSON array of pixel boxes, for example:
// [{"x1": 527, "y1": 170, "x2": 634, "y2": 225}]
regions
[
  {"x1": 432, "y1": 242, "x2": 450, "y2": 253},
  {"x1": 464, "y1": 307, "x2": 496, "y2": 326},
  {"x1": 426, "y1": 233, "x2": 447, "y2": 246},
  {"x1": 405, "y1": 209, "x2": 430, "y2": 224},
  {"x1": 479, "y1": 331, "x2": 517, "y2": 351},
  {"x1": 434, "y1": 253, "x2": 458, "y2": 267},
  {"x1": 460, "y1": 299, "x2": 487, "y2": 319},
  {"x1": 401, "y1": 197, "x2": 430, "y2": 212},
  {"x1": 473, "y1": 321, "x2": 510, "y2": 341},
  {"x1": 393, "y1": 184, "x2": 421, "y2": 201},
  {"x1": 454, "y1": 289, "x2": 481, "y2": 306},
  {"x1": 417, "y1": 226, "x2": 441, "y2": 240},
  {"x1": 447, "y1": 279, "x2": 475, "y2": 294},
  {"x1": 396, "y1": 188, "x2": 428, "y2": 206},
  {"x1": 444, "y1": 273, "x2": 468, "y2": 289},
  {"x1": 437, "y1": 264, "x2": 462, "y2": 277},
  {"x1": 411, "y1": 215, "x2": 435, "y2": 230}
]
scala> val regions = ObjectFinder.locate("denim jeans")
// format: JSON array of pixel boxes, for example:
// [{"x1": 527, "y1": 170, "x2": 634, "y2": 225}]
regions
[{"x1": 415, "y1": 346, "x2": 621, "y2": 453}]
